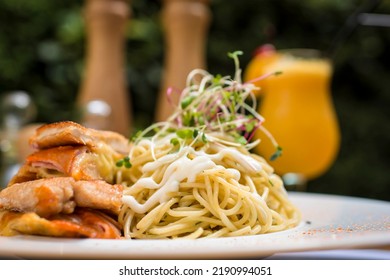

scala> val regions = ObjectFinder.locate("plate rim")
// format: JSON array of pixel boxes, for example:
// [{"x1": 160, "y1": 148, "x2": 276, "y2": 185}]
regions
[{"x1": 0, "y1": 192, "x2": 389, "y2": 259}]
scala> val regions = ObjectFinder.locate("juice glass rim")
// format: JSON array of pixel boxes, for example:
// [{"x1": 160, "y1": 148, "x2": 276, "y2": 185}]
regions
[{"x1": 277, "y1": 48, "x2": 331, "y2": 62}]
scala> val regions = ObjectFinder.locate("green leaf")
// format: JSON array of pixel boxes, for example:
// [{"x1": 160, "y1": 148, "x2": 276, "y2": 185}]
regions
[
  {"x1": 197, "y1": 115, "x2": 205, "y2": 126},
  {"x1": 182, "y1": 112, "x2": 195, "y2": 127},
  {"x1": 170, "y1": 138, "x2": 180, "y2": 146},
  {"x1": 244, "y1": 120, "x2": 256, "y2": 133},
  {"x1": 270, "y1": 146, "x2": 283, "y2": 161},
  {"x1": 212, "y1": 74, "x2": 222, "y2": 84},
  {"x1": 228, "y1": 50, "x2": 243, "y2": 58},
  {"x1": 166, "y1": 127, "x2": 176, "y2": 133},
  {"x1": 201, "y1": 133, "x2": 208, "y2": 143},
  {"x1": 181, "y1": 96, "x2": 196, "y2": 109},
  {"x1": 235, "y1": 135, "x2": 247, "y2": 145},
  {"x1": 274, "y1": 71, "x2": 283, "y2": 76},
  {"x1": 116, "y1": 156, "x2": 132, "y2": 168},
  {"x1": 130, "y1": 130, "x2": 143, "y2": 142},
  {"x1": 176, "y1": 128, "x2": 193, "y2": 139}
]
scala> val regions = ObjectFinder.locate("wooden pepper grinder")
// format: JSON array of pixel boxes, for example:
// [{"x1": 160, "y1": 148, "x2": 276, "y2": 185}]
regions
[
  {"x1": 78, "y1": 0, "x2": 132, "y2": 136},
  {"x1": 156, "y1": 0, "x2": 211, "y2": 122}
]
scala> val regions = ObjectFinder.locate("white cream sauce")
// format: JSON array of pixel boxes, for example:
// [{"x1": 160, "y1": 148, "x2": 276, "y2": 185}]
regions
[
  {"x1": 122, "y1": 140, "x2": 263, "y2": 214},
  {"x1": 198, "y1": 146, "x2": 262, "y2": 173}
]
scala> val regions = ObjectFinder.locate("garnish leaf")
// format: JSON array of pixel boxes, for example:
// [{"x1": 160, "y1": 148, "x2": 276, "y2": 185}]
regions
[
  {"x1": 193, "y1": 129, "x2": 199, "y2": 138},
  {"x1": 235, "y1": 135, "x2": 247, "y2": 145},
  {"x1": 181, "y1": 96, "x2": 196, "y2": 109},
  {"x1": 130, "y1": 130, "x2": 143, "y2": 142},
  {"x1": 244, "y1": 120, "x2": 256, "y2": 133},
  {"x1": 170, "y1": 138, "x2": 180, "y2": 146},
  {"x1": 116, "y1": 156, "x2": 132, "y2": 168},
  {"x1": 270, "y1": 146, "x2": 283, "y2": 161},
  {"x1": 201, "y1": 133, "x2": 208, "y2": 143},
  {"x1": 176, "y1": 128, "x2": 193, "y2": 139},
  {"x1": 182, "y1": 112, "x2": 195, "y2": 127},
  {"x1": 227, "y1": 50, "x2": 243, "y2": 58}
]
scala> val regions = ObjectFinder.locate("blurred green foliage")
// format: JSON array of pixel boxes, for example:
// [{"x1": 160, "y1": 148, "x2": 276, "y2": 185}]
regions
[{"x1": 0, "y1": 0, "x2": 389, "y2": 200}]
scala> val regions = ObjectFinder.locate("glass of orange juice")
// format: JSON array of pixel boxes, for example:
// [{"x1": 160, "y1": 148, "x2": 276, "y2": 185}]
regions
[{"x1": 246, "y1": 48, "x2": 340, "y2": 185}]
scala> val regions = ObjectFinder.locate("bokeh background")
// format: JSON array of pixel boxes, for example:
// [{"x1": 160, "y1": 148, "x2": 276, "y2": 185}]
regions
[{"x1": 0, "y1": 0, "x2": 389, "y2": 200}]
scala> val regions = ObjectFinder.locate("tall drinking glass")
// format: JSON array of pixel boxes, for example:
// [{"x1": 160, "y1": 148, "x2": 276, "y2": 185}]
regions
[{"x1": 247, "y1": 49, "x2": 340, "y2": 185}]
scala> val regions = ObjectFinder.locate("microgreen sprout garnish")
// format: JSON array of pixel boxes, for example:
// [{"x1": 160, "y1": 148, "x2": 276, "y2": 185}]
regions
[
  {"x1": 116, "y1": 156, "x2": 132, "y2": 168},
  {"x1": 270, "y1": 146, "x2": 283, "y2": 161},
  {"x1": 235, "y1": 135, "x2": 248, "y2": 145},
  {"x1": 130, "y1": 130, "x2": 143, "y2": 142},
  {"x1": 129, "y1": 51, "x2": 281, "y2": 158},
  {"x1": 176, "y1": 128, "x2": 194, "y2": 139},
  {"x1": 228, "y1": 50, "x2": 244, "y2": 82}
]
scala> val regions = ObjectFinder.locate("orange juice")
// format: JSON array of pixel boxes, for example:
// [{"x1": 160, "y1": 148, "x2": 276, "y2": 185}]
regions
[
  {"x1": 253, "y1": 50, "x2": 340, "y2": 179},
  {"x1": 244, "y1": 45, "x2": 281, "y2": 96}
]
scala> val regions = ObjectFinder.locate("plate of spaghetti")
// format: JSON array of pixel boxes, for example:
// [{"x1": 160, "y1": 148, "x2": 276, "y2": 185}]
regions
[{"x1": 0, "y1": 52, "x2": 389, "y2": 259}]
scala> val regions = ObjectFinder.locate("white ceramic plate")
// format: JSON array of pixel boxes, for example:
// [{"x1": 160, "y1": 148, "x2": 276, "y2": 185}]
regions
[{"x1": 0, "y1": 192, "x2": 389, "y2": 259}]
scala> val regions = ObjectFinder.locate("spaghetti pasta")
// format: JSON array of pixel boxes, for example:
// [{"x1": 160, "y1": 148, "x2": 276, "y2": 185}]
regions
[
  {"x1": 119, "y1": 140, "x2": 300, "y2": 239},
  {"x1": 117, "y1": 51, "x2": 301, "y2": 239}
]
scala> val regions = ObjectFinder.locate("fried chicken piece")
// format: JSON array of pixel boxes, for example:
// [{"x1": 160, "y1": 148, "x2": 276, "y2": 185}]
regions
[
  {"x1": 0, "y1": 177, "x2": 123, "y2": 217},
  {"x1": 0, "y1": 208, "x2": 122, "y2": 239},
  {"x1": 29, "y1": 121, "x2": 130, "y2": 155}
]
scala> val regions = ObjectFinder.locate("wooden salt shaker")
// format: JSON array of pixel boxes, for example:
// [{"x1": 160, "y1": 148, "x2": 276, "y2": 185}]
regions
[
  {"x1": 77, "y1": 0, "x2": 132, "y2": 136},
  {"x1": 156, "y1": 0, "x2": 211, "y2": 122}
]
